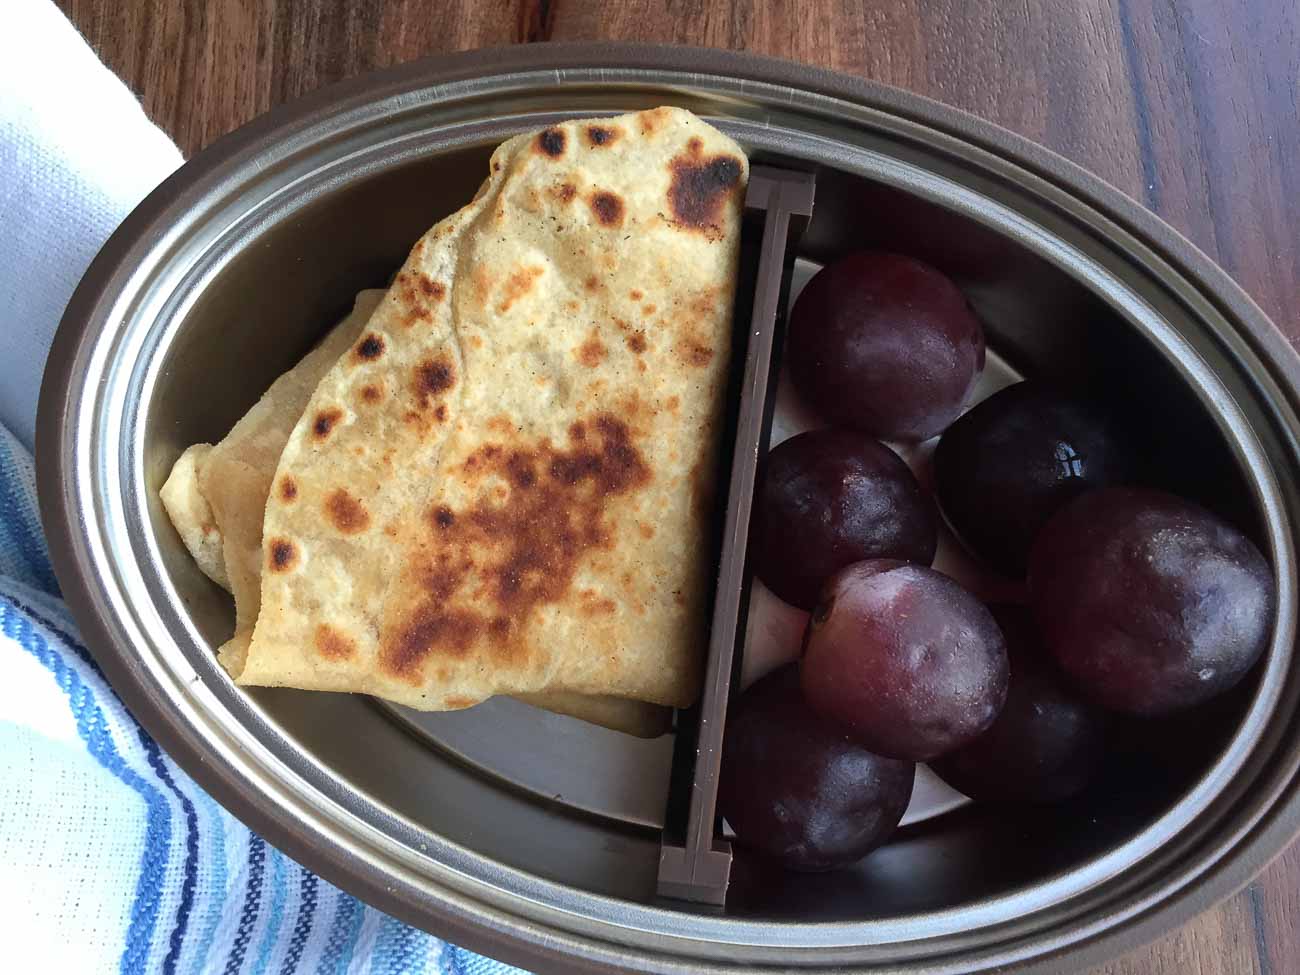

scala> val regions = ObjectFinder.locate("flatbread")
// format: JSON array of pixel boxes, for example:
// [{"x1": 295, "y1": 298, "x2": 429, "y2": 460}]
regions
[
  {"x1": 236, "y1": 107, "x2": 746, "y2": 711},
  {"x1": 162, "y1": 293, "x2": 671, "y2": 737},
  {"x1": 159, "y1": 443, "x2": 227, "y2": 589}
]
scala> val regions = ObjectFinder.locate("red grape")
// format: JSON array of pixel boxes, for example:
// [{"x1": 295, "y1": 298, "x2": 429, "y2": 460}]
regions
[
  {"x1": 1029, "y1": 487, "x2": 1273, "y2": 715},
  {"x1": 934, "y1": 382, "x2": 1133, "y2": 576},
  {"x1": 752, "y1": 430, "x2": 937, "y2": 609},
  {"x1": 930, "y1": 606, "x2": 1106, "y2": 802},
  {"x1": 801, "y1": 560, "x2": 1009, "y2": 761},
  {"x1": 787, "y1": 252, "x2": 985, "y2": 441},
  {"x1": 719, "y1": 665, "x2": 915, "y2": 872}
]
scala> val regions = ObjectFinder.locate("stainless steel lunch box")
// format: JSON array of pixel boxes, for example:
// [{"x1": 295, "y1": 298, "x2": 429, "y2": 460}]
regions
[{"x1": 37, "y1": 44, "x2": 1300, "y2": 974}]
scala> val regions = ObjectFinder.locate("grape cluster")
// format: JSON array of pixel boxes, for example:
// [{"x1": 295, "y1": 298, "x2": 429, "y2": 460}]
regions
[{"x1": 722, "y1": 252, "x2": 1273, "y2": 874}]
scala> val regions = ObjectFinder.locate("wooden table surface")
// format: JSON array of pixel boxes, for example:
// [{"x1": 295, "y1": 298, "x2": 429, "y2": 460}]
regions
[{"x1": 58, "y1": 1, "x2": 1299, "y2": 972}]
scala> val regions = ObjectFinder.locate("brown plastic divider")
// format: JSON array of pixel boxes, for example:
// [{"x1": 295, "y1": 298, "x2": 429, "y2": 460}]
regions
[{"x1": 657, "y1": 166, "x2": 816, "y2": 906}]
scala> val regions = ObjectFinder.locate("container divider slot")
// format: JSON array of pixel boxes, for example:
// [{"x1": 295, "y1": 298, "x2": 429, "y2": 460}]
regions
[{"x1": 657, "y1": 165, "x2": 815, "y2": 906}]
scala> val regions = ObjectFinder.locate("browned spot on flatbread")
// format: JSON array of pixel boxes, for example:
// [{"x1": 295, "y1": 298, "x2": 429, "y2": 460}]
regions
[
  {"x1": 505, "y1": 451, "x2": 536, "y2": 489},
  {"x1": 312, "y1": 408, "x2": 343, "y2": 441},
  {"x1": 267, "y1": 538, "x2": 299, "y2": 573},
  {"x1": 638, "y1": 522, "x2": 655, "y2": 539},
  {"x1": 689, "y1": 289, "x2": 718, "y2": 319},
  {"x1": 360, "y1": 384, "x2": 384, "y2": 405},
  {"x1": 418, "y1": 275, "x2": 446, "y2": 302},
  {"x1": 665, "y1": 395, "x2": 680, "y2": 413},
  {"x1": 616, "y1": 391, "x2": 647, "y2": 424},
  {"x1": 584, "y1": 275, "x2": 601, "y2": 292},
  {"x1": 586, "y1": 125, "x2": 620, "y2": 147},
  {"x1": 379, "y1": 416, "x2": 651, "y2": 684},
  {"x1": 641, "y1": 304, "x2": 657, "y2": 316},
  {"x1": 314, "y1": 623, "x2": 357, "y2": 661},
  {"x1": 497, "y1": 265, "x2": 544, "y2": 313},
  {"x1": 638, "y1": 107, "x2": 670, "y2": 135},
  {"x1": 589, "y1": 191, "x2": 624, "y2": 227},
  {"x1": 386, "y1": 606, "x2": 483, "y2": 678},
  {"x1": 278, "y1": 477, "x2": 298, "y2": 503},
  {"x1": 395, "y1": 271, "x2": 436, "y2": 326},
  {"x1": 547, "y1": 417, "x2": 648, "y2": 492},
  {"x1": 423, "y1": 559, "x2": 468, "y2": 601},
  {"x1": 353, "y1": 334, "x2": 385, "y2": 362},
  {"x1": 551, "y1": 181, "x2": 577, "y2": 204},
  {"x1": 668, "y1": 138, "x2": 743, "y2": 238},
  {"x1": 445, "y1": 696, "x2": 477, "y2": 710},
  {"x1": 413, "y1": 356, "x2": 456, "y2": 408},
  {"x1": 325, "y1": 488, "x2": 371, "y2": 534},
  {"x1": 626, "y1": 332, "x2": 647, "y2": 353},
  {"x1": 576, "y1": 333, "x2": 608, "y2": 367},
  {"x1": 629, "y1": 290, "x2": 643, "y2": 301},
  {"x1": 677, "y1": 335, "x2": 714, "y2": 367},
  {"x1": 536, "y1": 128, "x2": 566, "y2": 158},
  {"x1": 578, "y1": 589, "x2": 618, "y2": 617},
  {"x1": 487, "y1": 415, "x2": 514, "y2": 435},
  {"x1": 434, "y1": 404, "x2": 447, "y2": 422}
]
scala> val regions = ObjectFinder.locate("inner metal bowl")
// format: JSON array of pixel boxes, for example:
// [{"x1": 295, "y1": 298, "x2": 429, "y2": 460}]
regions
[{"x1": 38, "y1": 45, "x2": 1300, "y2": 974}]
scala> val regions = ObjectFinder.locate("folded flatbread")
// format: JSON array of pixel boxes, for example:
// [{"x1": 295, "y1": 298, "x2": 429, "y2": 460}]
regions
[
  {"x1": 169, "y1": 106, "x2": 747, "y2": 722},
  {"x1": 162, "y1": 293, "x2": 671, "y2": 737}
]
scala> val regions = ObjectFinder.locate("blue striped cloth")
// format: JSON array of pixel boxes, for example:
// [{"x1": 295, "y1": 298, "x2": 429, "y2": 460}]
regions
[{"x1": 0, "y1": 424, "x2": 530, "y2": 974}]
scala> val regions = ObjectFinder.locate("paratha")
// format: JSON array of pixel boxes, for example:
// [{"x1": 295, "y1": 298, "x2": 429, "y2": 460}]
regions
[
  {"x1": 235, "y1": 107, "x2": 746, "y2": 711},
  {"x1": 162, "y1": 292, "x2": 671, "y2": 737},
  {"x1": 160, "y1": 443, "x2": 227, "y2": 590}
]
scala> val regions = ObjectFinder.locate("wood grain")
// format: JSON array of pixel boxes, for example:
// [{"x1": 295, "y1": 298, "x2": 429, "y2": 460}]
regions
[{"x1": 54, "y1": 1, "x2": 1300, "y2": 973}]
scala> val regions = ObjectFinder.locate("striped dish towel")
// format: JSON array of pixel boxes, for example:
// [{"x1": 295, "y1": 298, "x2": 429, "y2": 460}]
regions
[
  {"x1": 0, "y1": 2, "x2": 528, "y2": 973},
  {"x1": 0, "y1": 427, "x2": 526, "y2": 975}
]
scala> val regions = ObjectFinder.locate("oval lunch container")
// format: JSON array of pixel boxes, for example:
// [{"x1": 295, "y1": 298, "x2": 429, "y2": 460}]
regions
[{"x1": 37, "y1": 44, "x2": 1300, "y2": 975}]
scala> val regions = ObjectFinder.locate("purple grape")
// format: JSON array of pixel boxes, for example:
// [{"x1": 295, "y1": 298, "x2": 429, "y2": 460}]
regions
[
  {"x1": 934, "y1": 382, "x2": 1134, "y2": 576},
  {"x1": 930, "y1": 606, "x2": 1106, "y2": 802},
  {"x1": 801, "y1": 560, "x2": 1009, "y2": 761},
  {"x1": 787, "y1": 252, "x2": 985, "y2": 441},
  {"x1": 1029, "y1": 487, "x2": 1273, "y2": 715},
  {"x1": 719, "y1": 665, "x2": 915, "y2": 872},
  {"x1": 752, "y1": 430, "x2": 937, "y2": 609}
]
